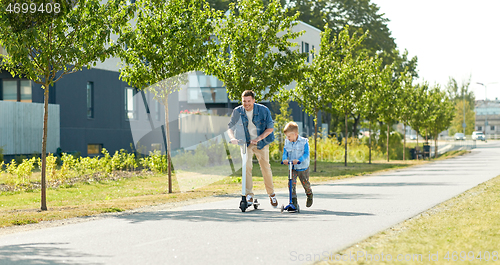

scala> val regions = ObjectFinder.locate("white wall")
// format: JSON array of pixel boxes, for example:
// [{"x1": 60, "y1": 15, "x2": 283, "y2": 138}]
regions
[{"x1": 0, "y1": 101, "x2": 60, "y2": 155}]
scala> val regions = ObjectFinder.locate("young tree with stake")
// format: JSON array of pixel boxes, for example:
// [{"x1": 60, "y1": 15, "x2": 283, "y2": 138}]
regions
[{"x1": 0, "y1": 0, "x2": 132, "y2": 210}]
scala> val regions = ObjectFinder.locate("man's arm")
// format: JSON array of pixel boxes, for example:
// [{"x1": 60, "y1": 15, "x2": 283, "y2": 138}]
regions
[
  {"x1": 227, "y1": 109, "x2": 240, "y2": 144},
  {"x1": 251, "y1": 128, "x2": 273, "y2": 145},
  {"x1": 227, "y1": 129, "x2": 238, "y2": 145}
]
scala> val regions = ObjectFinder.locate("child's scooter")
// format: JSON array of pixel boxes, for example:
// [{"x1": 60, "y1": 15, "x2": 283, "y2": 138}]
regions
[
  {"x1": 238, "y1": 140, "x2": 260, "y2": 212},
  {"x1": 281, "y1": 160, "x2": 301, "y2": 213}
]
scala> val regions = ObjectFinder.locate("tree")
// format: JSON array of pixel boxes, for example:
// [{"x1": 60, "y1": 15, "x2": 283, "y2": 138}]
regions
[
  {"x1": 204, "y1": 0, "x2": 306, "y2": 102},
  {"x1": 427, "y1": 86, "x2": 454, "y2": 158},
  {"x1": 446, "y1": 77, "x2": 475, "y2": 135},
  {"x1": 397, "y1": 71, "x2": 416, "y2": 161},
  {"x1": 448, "y1": 100, "x2": 475, "y2": 136},
  {"x1": 0, "y1": 0, "x2": 131, "y2": 210},
  {"x1": 326, "y1": 26, "x2": 367, "y2": 166},
  {"x1": 407, "y1": 82, "x2": 431, "y2": 160},
  {"x1": 376, "y1": 63, "x2": 403, "y2": 162},
  {"x1": 273, "y1": 101, "x2": 293, "y2": 155},
  {"x1": 295, "y1": 25, "x2": 334, "y2": 172},
  {"x1": 118, "y1": 0, "x2": 216, "y2": 193},
  {"x1": 358, "y1": 56, "x2": 384, "y2": 164}
]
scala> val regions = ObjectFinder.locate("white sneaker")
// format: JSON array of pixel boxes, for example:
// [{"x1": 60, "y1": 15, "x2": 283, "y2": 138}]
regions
[
  {"x1": 269, "y1": 194, "x2": 278, "y2": 208},
  {"x1": 246, "y1": 195, "x2": 253, "y2": 205}
]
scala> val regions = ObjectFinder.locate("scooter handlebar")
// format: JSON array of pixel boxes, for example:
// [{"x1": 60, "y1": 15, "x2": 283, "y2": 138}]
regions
[{"x1": 281, "y1": 161, "x2": 301, "y2": 165}]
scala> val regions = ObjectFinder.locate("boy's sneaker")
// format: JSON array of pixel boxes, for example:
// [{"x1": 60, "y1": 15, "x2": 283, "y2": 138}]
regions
[
  {"x1": 269, "y1": 193, "x2": 278, "y2": 208},
  {"x1": 306, "y1": 193, "x2": 313, "y2": 207},
  {"x1": 246, "y1": 195, "x2": 253, "y2": 205},
  {"x1": 292, "y1": 197, "x2": 299, "y2": 210}
]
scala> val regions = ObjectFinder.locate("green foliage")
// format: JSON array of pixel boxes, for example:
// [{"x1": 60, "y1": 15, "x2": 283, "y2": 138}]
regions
[
  {"x1": 0, "y1": 0, "x2": 134, "y2": 209},
  {"x1": 272, "y1": 101, "x2": 293, "y2": 153},
  {"x1": 16, "y1": 157, "x2": 36, "y2": 184},
  {"x1": 140, "y1": 150, "x2": 168, "y2": 174},
  {"x1": 204, "y1": 0, "x2": 306, "y2": 101},
  {"x1": 446, "y1": 77, "x2": 475, "y2": 109},
  {"x1": 449, "y1": 99, "x2": 474, "y2": 136}
]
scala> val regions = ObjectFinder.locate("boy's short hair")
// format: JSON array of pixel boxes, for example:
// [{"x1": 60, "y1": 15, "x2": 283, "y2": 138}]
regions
[
  {"x1": 284, "y1": 122, "x2": 299, "y2": 134},
  {"x1": 241, "y1": 90, "x2": 255, "y2": 99}
]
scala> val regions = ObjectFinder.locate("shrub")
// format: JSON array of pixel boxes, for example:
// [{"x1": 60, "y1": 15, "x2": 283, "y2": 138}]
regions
[
  {"x1": 140, "y1": 150, "x2": 168, "y2": 173},
  {"x1": 15, "y1": 157, "x2": 36, "y2": 184}
]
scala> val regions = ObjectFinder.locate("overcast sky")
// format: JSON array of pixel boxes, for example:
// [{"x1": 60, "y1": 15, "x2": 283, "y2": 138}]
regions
[{"x1": 371, "y1": 0, "x2": 500, "y2": 101}]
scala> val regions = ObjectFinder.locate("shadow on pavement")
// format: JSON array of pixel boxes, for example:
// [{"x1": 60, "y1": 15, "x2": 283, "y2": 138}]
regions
[
  {"x1": 118, "y1": 208, "x2": 373, "y2": 224},
  {"x1": 323, "y1": 182, "x2": 454, "y2": 187},
  {"x1": 0, "y1": 243, "x2": 107, "y2": 265}
]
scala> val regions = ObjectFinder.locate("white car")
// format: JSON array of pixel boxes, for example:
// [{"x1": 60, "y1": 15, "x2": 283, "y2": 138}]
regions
[
  {"x1": 454, "y1": 133, "x2": 466, "y2": 140},
  {"x1": 472, "y1": 131, "x2": 485, "y2": 141}
]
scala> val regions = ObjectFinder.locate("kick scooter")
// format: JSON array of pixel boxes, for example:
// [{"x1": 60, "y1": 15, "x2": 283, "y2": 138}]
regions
[
  {"x1": 238, "y1": 140, "x2": 260, "y2": 212},
  {"x1": 281, "y1": 160, "x2": 301, "y2": 213}
]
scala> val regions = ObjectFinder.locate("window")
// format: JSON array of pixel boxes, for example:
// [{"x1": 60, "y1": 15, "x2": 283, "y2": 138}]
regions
[
  {"x1": 125, "y1": 87, "x2": 136, "y2": 119},
  {"x1": 302, "y1": 41, "x2": 310, "y2": 62},
  {"x1": 311, "y1": 45, "x2": 315, "y2": 61},
  {"x1": 20, "y1": 80, "x2": 32, "y2": 102},
  {"x1": 478, "y1": 126, "x2": 482, "y2": 131},
  {"x1": 2, "y1": 79, "x2": 31, "y2": 102},
  {"x1": 87, "y1": 82, "x2": 94, "y2": 118},
  {"x1": 87, "y1": 144, "x2": 103, "y2": 155},
  {"x1": 491, "y1": 125, "x2": 495, "y2": 131},
  {"x1": 2, "y1": 80, "x2": 17, "y2": 101}
]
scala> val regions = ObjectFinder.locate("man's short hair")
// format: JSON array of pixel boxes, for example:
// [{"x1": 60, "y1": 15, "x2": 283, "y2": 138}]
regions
[
  {"x1": 241, "y1": 90, "x2": 255, "y2": 99},
  {"x1": 284, "y1": 122, "x2": 299, "y2": 134}
]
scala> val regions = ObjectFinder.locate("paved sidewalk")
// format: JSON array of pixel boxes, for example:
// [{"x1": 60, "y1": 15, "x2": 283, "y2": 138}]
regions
[{"x1": 1, "y1": 142, "x2": 499, "y2": 265}]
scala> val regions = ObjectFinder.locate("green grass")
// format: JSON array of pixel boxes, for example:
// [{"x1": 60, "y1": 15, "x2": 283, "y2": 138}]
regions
[
  {"x1": 319, "y1": 174, "x2": 500, "y2": 265},
  {"x1": 0, "y1": 160, "x2": 418, "y2": 228}
]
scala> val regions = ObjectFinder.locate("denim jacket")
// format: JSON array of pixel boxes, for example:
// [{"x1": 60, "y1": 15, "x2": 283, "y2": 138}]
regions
[
  {"x1": 282, "y1": 136, "x2": 310, "y2": 171},
  {"x1": 228, "y1": 103, "x2": 275, "y2": 150}
]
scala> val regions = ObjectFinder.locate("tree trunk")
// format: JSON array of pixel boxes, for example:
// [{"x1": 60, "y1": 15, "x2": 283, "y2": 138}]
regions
[
  {"x1": 344, "y1": 112, "x2": 348, "y2": 167},
  {"x1": 434, "y1": 132, "x2": 438, "y2": 159},
  {"x1": 40, "y1": 84, "x2": 49, "y2": 211},
  {"x1": 352, "y1": 113, "x2": 361, "y2": 139},
  {"x1": 164, "y1": 96, "x2": 172, "y2": 193},
  {"x1": 314, "y1": 108, "x2": 318, "y2": 172},
  {"x1": 416, "y1": 128, "x2": 419, "y2": 161},
  {"x1": 368, "y1": 120, "x2": 372, "y2": 164},
  {"x1": 403, "y1": 123, "x2": 406, "y2": 161},
  {"x1": 387, "y1": 123, "x2": 390, "y2": 162}
]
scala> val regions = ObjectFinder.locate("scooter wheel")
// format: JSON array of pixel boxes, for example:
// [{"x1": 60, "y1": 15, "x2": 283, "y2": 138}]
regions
[
  {"x1": 253, "y1": 199, "x2": 258, "y2": 209},
  {"x1": 280, "y1": 205, "x2": 284, "y2": 213},
  {"x1": 240, "y1": 201, "x2": 247, "y2": 212}
]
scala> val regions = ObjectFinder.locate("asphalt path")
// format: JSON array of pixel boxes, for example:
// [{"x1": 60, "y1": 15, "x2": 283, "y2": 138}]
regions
[{"x1": 1, "y1": 142, "x2": 500, "y2": 265}]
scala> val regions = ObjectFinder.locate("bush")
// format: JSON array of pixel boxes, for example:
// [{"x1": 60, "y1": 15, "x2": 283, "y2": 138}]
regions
[{"x1": 140, "y1": 150, "x2": 168, "y2": 173}]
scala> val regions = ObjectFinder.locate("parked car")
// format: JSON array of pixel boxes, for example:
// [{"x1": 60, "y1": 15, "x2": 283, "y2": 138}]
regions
[
  {"x1": 472, "y1": 131, "x2": 485, "y2": 141},
  {"x1": 409, "y1": 135, "x2": 417, "y2": 140},
  {"x1": 454, "y1": 133, "x2": 466, "y2": 140}
]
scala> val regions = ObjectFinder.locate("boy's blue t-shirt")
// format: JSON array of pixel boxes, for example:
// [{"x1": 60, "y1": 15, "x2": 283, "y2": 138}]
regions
[{"x1": 282, "y1": 136, "x2": 310, "y2": 171}]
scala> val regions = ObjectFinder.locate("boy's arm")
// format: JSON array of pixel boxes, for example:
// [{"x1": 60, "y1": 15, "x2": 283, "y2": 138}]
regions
[
  {"x1": 282, "y1": 147, "x2": 288, "y2": 161},
  {"x1": 298, "y1": 142, "x2": 309, "y2": 162}
]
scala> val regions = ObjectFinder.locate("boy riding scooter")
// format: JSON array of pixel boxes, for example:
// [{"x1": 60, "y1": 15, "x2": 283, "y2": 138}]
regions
[{"x1": 282, "y1": 122, "x2": 313, "y2": 209}]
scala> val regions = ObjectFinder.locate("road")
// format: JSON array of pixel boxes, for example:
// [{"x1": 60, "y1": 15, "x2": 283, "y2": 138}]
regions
[{"x1": 1, "y1": 142, "x2": 499, "y2": 265}]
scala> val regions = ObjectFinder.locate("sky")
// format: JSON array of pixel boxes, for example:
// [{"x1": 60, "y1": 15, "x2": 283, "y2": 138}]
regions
[{"x1": 371, "y1": 0, "x2": 500, "y2": 101}]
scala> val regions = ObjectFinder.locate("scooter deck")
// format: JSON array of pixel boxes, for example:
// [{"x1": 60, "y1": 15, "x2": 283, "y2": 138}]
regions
[
  {"x1": 239, "y1": 198, "x2": 260, "y2": 212},
  {"x1": 281, "y1": 203, "x2": 300, "y2": 213}
]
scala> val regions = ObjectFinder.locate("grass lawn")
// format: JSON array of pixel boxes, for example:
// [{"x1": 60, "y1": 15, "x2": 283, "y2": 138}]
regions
[
  {"x1": 0, "y1": 159, "x2": 424, "y2": 228},
  {"x1": 319, "y1": 172, "x2": 500, "y2": 265}
]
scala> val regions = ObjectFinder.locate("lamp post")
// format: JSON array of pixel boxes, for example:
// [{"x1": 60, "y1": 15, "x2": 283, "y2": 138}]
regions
[{"x1": 476, "y1": 82, "x2": 498, "y2": 140}]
